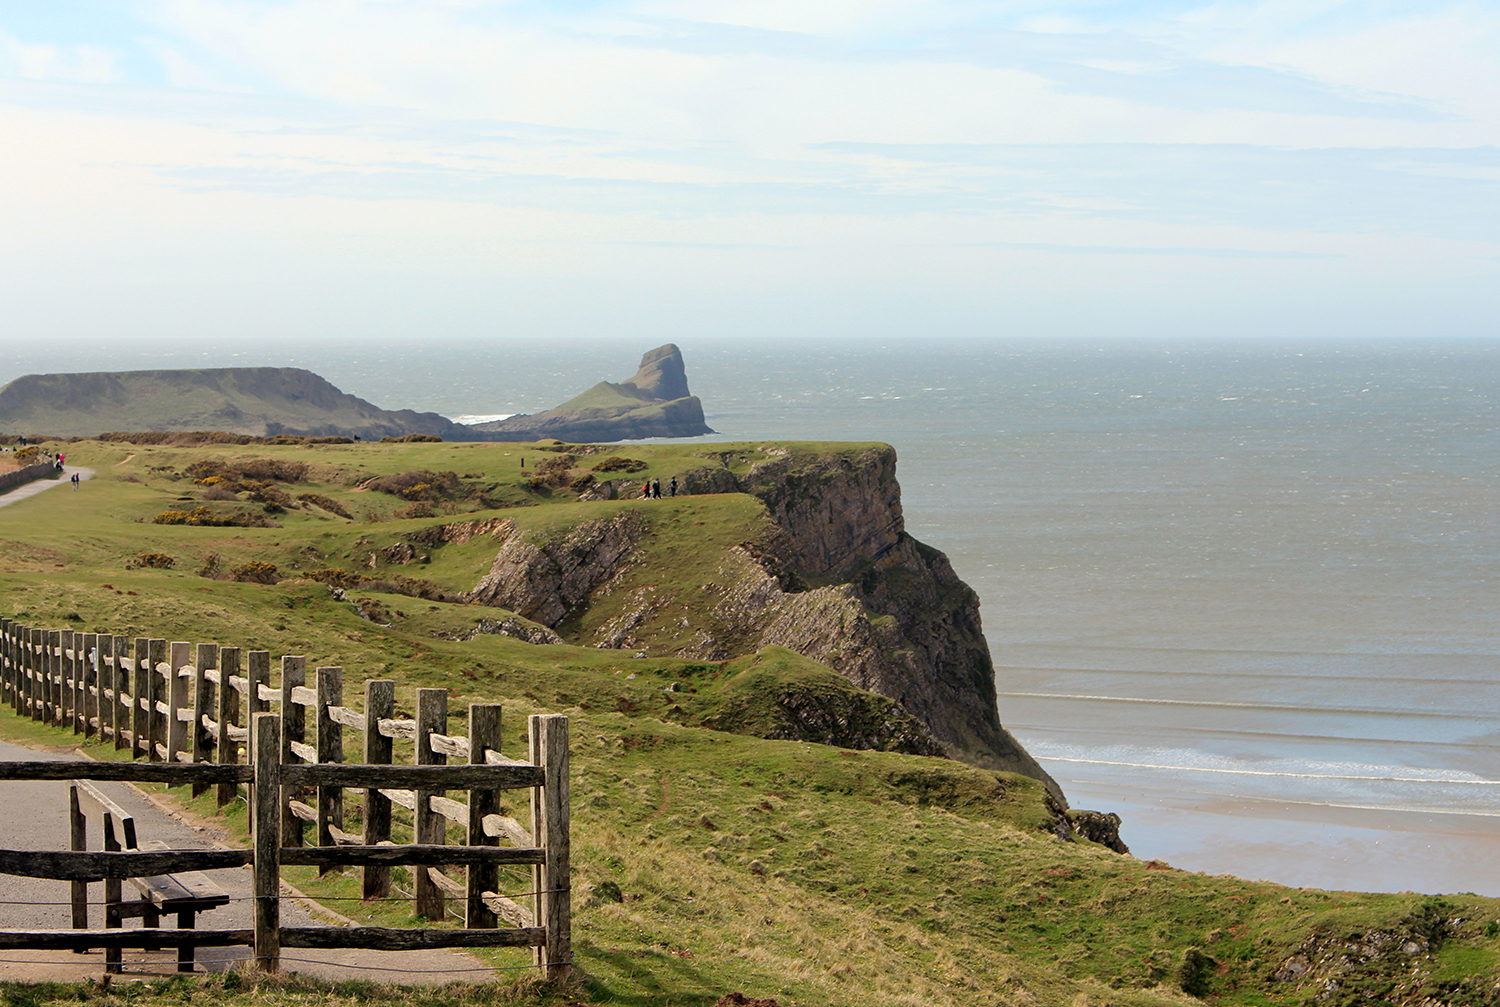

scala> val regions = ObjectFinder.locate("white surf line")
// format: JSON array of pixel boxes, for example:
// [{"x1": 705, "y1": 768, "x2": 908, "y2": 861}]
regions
[
  {"x1": 1037, "y1": 755, "x2": 1500, "y2": 785},
  {"x1": 996, "y1": 690, "x2": 1499, "y2": 720}
]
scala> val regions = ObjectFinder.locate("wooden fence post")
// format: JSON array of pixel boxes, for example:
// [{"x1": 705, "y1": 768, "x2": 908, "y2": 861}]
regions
[
  {"x1": 246, "y1": 651, "x2": 270, "y2": 823},
  {"x1": 217, "y1": 648, "x2": 242, "y2": 807},
  {"x1": 0, "y1": 618, "x2": 10, "y2": 710},
  {"x1": 466, "y1": 703, "x2": 503, "y2": 929},
  {"x1": 192, "y1": 644, "x2": 217, "y2": 797},
  {"x1": 82, "y1": 633, "x2": 98, "y2": 738},
  {"x1": 47, "y1": 630, "x2": 61, "y2": 726},
  {"x1": 280, "y1": 656, "x2": 306, "y2": 849},
  {"x1": 61, "y1": 629, "x2": 76, "y2": 734},
  {"x1": 531, "y1": 714, "x2": 571, "y2": 980},
  {"x1": 69, "y1": 785, "x2": 88, "y2": 933},
  {"x1": 315, "y1": 666, "x2": 343, "y2": 872},
  {"x1": 98, "y1": 635, "x2": 116, "y2": 746},
  {"x1": 146, "y1": 639, "x2": 167, "y2": 761},
  {"x1": 362, "y1": 679, "x2": 394, "y2": 901},
  {"x1": 414, "y1": 687, "x2": 447, "y2": 920},
  {"x1": 167, "y1": 642, "x2": 191, "y2": 773},
  {"x1": 132, "y1": 637, "x2": 149, "y2": 758},
  {"x1": 252, "y1": 712, "x2": 281, "y2": 973}
]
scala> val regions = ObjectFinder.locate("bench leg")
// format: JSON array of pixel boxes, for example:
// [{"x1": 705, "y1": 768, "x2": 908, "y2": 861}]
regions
[{"x1": 177, "y1": 909, "x2": 195, "y2": 972}]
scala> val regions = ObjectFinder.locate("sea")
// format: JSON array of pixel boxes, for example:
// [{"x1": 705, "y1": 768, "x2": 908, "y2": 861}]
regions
[{"x1": 5, "y1": 336, "x2": 1497, "y2": 895}]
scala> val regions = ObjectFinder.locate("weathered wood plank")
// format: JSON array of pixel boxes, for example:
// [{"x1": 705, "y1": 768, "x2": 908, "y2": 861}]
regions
[
  {"x1": 362, "y1": 679, "x2": 394, "y2": 902},
  {"x1": 280, "y1": 926, "x2": 544, "y2": 950},
  {"x1": 0, "y1": 847, "x2": 253, "y2": 880},
  {"x1": 377, "y1": 717, "x2": 417, "y2": 740},
  {"x1": 467, "y1": 702, "x2": 503, "y2": 929},
  {"x1": 0, "y1": 762, "x2": 253, "y2": 783},
  {"x1": 0, "y1": 928, "x2": 254, "y2": 950},
  {"x1": 481, "y1": 891, "x2": 536, "y2": 928},
  {"x1": 253, "y1": 713, "x2": 281, "y2": 973},
  {"x1": 282, "y1": 764, "x2": 543, "y2": 789},
  {"x1": 482, "y1": 814, "x2": 533, "y2": 847},
  {"x1": 429, "y1": 733, "x2": 469, "y2": 758},
  {"x1": 326, "y1": 705, "x2": 364, "y2": 729},
  {"x1": 280, "y1": 844, "x2": 544, "y2": 868},
  {"x1": 532, "y1": 713, "x2": 571, "y2": 980}
]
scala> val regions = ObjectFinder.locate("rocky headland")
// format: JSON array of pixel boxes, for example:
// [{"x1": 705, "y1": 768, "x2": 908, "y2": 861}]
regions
[
  {"x1": 398, "y1": 442, "x2": 1064, "y2": 803},
  {"x1": 0, "y1": 344, "x2": 712, "y2": 442},
  {"x1": 467, "y1": 343, "x2": 713, "y2": 441}
]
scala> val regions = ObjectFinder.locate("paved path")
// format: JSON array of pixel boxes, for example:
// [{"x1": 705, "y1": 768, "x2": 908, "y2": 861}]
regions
[
  {"x1": 0, "y1": 466, "x2": 93, "y2": 510},
  {"x1": 0, "y1": 738, "x2": 502, "y2": 983}
]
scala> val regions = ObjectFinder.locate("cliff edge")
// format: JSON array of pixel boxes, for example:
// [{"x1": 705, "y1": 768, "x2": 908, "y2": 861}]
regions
[{"x1": 457, "y1": 442, "x2": 1063, "y2": 803}]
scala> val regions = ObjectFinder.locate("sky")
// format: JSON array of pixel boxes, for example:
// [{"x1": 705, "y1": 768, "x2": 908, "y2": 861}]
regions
[{"x1": 1, "y1": 0, "x2": 1497, "y2": 353}]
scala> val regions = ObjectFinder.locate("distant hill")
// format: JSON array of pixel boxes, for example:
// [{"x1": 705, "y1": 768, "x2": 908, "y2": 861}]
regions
[
  {"x1": 0, "y1": 367, "x2": 466, "y2": 441},
  {"x1": 468, "y1": 344, "x2": 714, "y2": 441},
  {"x1": 0, "y1": 345, "x2": 714, "y2": 443}
]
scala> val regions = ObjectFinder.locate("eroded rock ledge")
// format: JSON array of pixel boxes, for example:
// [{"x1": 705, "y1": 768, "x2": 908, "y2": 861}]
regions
[{"x1": 451, "y1": 444, "x2": 1065, "y2": 803}]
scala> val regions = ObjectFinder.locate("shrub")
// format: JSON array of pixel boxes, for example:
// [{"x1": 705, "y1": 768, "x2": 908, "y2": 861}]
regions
[
  {"x1": 570, "y1": 473, "x2": 596, "y2": 492},
  {"x1": 379, "y1": 434, "x2": 442, "y2": 443},
  {"x1": 15, "y1": 446, "x2": 39, "y2": 464},
  {"x1": 297, "y1": 493, "x2": 352, "y2": 519},
  {"x1": 230, "y1": 561, "x2": 280, "y2": 584},
  {"x1": 592, "y1": 456, "x2": 648, "y2": 473},
  {"x1": 197, "y1": 553, "x2": 223, "y2": 578},
  {"x1": 128, "y1": 552, "x2": 175, "y2": 570},
  {"x1": 201, "y1": 486, "x2": 239, "y2": 501},
  {"x1": 185, "y1": 457, "x2": 308, "y2": 486},
  {"x1": 152, "y1": 506, "x2": 273, "y2": 528},
  {"x1": 367, "y1": 470, "x2": 461, "y2": 501}
]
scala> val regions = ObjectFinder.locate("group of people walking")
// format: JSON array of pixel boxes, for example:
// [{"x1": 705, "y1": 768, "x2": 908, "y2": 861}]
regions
[{"x1": 640, "y1": 476, "x2": 678, "y2": 499}]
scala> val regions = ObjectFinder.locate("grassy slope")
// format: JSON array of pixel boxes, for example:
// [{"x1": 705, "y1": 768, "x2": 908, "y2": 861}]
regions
[{"x1": 2, "y1": 437, "x2": 1499, "y2": 1007}]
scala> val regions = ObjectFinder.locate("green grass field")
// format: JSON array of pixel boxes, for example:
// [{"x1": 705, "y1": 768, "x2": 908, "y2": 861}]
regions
[{"x1": 2, "y1": 435, "x2": 1497, "y2": 1007}]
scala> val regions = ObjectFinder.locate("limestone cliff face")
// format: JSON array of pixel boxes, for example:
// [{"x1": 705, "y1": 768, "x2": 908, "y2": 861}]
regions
[
  {"x1": 462, "y1": 445, "x2": 1063, "y2": 802},
  {"x1": 468, "y1": 511, "x2": 647, "y2": 627},
  {"x1": 726, "y1": 448, "x2": 1060, "y2": 799}
]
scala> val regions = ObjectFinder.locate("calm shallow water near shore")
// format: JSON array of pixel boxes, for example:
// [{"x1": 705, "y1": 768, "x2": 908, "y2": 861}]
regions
[{"x1": 8, "y1": 336, "x2": 1498, "y2": 895}]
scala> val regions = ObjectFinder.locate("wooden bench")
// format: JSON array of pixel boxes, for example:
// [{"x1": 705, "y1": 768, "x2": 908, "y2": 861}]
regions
[{"x1": 70, "y1": 782, "x2": 231, "y2": 972}]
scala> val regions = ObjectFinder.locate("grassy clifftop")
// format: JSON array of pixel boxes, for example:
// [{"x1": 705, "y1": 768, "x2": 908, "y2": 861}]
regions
[{"x1": 2, "y1": 435, "x2": 1498, "y2": 1007}]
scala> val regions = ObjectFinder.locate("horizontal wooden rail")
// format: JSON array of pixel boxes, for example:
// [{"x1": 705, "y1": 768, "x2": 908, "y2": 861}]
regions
[
  {"x1": 281, "y1": 763, "x2": 542, "y2": 789},
  {"x1": 0, "y1": 847, "x2": 254, "y2": 880},
  {"x1": 282, "y1": 926, "x2": 545, "y2": 950},
  {"x1": 0, "y1": 928, "x2": 254, "y2": 950},
  {"x1": 0, "y1": 762, "x2": 254, "y2": 784},
  {"x1": 279, "y1": 844, "x2": 544, "y2": 868}
]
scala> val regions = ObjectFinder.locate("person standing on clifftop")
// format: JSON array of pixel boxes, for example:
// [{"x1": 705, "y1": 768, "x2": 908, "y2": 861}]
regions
[
  {"x1": 651, "y1": 478, "x2": 661, "y2": 499},
  {"x1": 669, "y1": 476, "x2": 677, "y2": 497}
]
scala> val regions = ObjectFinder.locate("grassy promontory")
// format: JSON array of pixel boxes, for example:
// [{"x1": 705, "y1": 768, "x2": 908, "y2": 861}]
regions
[{"x1": 2, "y1": 435, "x2": 1498, "y2": 1007}]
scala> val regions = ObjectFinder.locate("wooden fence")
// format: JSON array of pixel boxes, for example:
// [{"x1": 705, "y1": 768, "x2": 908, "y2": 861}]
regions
[{"x1": 0, "y1": 618, "x2": 570, "y2": 977}]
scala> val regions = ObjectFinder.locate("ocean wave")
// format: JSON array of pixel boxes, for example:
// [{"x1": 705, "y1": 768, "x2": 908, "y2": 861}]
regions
[
  {"x1": 996, "y1": 690, "x2": 1500, "y2": 721},
  {"x1": 448, "y1": 413, "x2": 513, "y2": 425}
]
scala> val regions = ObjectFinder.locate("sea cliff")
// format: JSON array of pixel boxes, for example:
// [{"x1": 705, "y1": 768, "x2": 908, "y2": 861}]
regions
[{"x1": 459, "y1": 442, "x2": 1062, "y2": 801}]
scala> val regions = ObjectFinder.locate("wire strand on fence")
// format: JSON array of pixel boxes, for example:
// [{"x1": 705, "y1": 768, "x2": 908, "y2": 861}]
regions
[{"x1": 0, "y1": 956, "x2": 570, "y2": 974}]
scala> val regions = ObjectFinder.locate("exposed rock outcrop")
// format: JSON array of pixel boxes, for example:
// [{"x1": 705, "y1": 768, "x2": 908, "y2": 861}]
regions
[
  {"x1": 467, "y1": 511, "x2": 648, "y2": 627},
  {"x1": 470, "y1": 344, "x2": 713, "y2": 442},
  {"x1": 462, "y1": 443, "x2": 1065, "y2": 803}
]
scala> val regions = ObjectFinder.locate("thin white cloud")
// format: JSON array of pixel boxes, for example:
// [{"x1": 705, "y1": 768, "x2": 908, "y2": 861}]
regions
[{"x1": 0, "y1": 32, "x2": 118, "y2": 83}]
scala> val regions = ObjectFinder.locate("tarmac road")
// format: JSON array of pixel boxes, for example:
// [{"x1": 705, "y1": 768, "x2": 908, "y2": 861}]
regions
[{"x1": 0, "y1": 738, "x2": 504, "y2": 984}]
